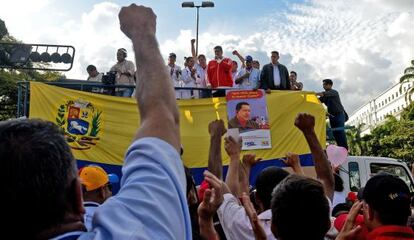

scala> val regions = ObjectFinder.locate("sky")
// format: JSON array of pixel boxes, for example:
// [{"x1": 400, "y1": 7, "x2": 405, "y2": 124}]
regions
[{"x1": 1, "y1": 0, "x2": 413, "y2": 113}]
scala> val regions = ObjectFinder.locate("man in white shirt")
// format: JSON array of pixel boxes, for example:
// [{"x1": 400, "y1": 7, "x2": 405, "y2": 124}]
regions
[
  {"x1": 235, "y1": 55, "x2": 261, "y2": 90},
  {"x1": 180, "y1": 56, "x2": 197, "y2": 99},
  {"x1": 191, "y1": 39, "x2": 210, "y2": 98},
  {"x1": 110, "y1": 48, "x2": 136, "y2": 97},
  {"x1": 166, "y1": 52, "x2": 182, "y2": 99},
  {"x1": 86, "y1": 65, "x2": 103, "y2": 93}
]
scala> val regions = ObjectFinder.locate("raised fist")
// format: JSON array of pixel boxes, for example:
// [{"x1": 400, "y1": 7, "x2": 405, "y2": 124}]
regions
[
  {"x1": 119, "y1": 4, "x2": 156, "y2": 39},
  {"x1": 294, "y1": 113, "x2": 315, "y2": 133},
  {"x1": 191, "y1": 39, "x2": 196, "y2": 44}
]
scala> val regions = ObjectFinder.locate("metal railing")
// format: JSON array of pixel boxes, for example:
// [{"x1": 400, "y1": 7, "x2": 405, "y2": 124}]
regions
[{"x1": 16, "y1": 80, "x2": 230, "y2": 118}]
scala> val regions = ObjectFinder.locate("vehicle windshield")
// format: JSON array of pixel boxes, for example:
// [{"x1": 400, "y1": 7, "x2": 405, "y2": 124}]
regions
[{"x1": 370, "y1": 163, "x2": 414, "y2": 193}]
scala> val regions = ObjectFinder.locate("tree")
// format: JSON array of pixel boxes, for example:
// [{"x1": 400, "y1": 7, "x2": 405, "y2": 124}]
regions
[
  {"x1": 346, "y1": 124, "x2": 365, "y2": 155},
  {"x1": 361, "y1": 106, "x2": 414, "y2": 164},
  {"x1": 0, "y1": 18, "x2": 64, "y2": 120}
]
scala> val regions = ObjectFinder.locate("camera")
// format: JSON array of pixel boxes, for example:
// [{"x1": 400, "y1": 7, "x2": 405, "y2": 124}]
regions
[{"x1": 101, "y1": 71, "x2": 116, "y2": 85}]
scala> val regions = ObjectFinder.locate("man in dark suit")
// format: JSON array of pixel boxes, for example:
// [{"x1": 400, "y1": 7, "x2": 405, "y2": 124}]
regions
[
  {"x1": 259, "y1": 51, "x2": 291, "y2": 92},
  {"x1": 228, "y1": 102, "x2": 259, "y2": 132}
]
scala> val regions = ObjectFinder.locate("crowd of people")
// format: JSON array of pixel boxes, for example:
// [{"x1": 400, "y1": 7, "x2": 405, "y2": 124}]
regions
[{"x1": 2, "y1": 4, "x2": 413, "y2": 240}]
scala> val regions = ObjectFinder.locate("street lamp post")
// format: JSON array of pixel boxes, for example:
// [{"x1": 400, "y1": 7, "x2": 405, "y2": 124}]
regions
[{"x1": 182, "y1": 1, "x2": 214, "y2": 56}]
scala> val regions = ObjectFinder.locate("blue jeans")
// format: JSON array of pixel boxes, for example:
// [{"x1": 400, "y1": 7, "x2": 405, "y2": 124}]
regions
[
  {"x1": 115, "y1": 88, "x2": 133, "y2": 97},
  {"x1": 329, "y1": 112, "x2": 348, "y2": 149}
]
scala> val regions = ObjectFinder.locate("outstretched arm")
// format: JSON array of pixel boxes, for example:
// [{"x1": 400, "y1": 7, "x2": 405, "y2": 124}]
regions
[
  {"x1": 232, "y1": 50, "x2": 245, "y2": 68},
  {"x1": 119, "y1": 5, "x2": 180, "y2": 152},
  {"x1": 191, "y1": 39, "x2": 196, "y2": 59},
  {"x1": 294, "y1": 113, "x2": 334, "y2": 201},
  {"x1": 208, "y1": 120, "x2": 227, "y2": 179},
  {"x1": 224, "y1": 136, "x2": 241, "y2": 197}
]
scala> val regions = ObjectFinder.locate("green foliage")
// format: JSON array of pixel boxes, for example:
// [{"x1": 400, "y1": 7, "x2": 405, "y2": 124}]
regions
[{"x1": 347, "y1": 102, "x2": 414, "y2": 165}]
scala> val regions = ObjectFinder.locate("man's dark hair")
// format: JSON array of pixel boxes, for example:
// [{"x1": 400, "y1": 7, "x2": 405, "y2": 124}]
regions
[
  {"x1": 214, "y1": 46, "x2": 223, "y2": 52},
  {"x1": 271, "y1": 175, "x2": 330, "y2": 240},
  {"x1": 363, "y1": 173, "x2": 411, "y2": 226},
  {"x1": 271, "y1": 51, "x2": 279, "y2": 55},
  {"x1": 323, "y1": 79, "x2": 333, "y2": 85},
  {"x1": 118, "y1": 48, "x2": 127, "y2": 57},
  {"x1": 0, "y1": 119, "x2": 77, "y2": 238},
  {"x1": 332, "y1": 203, "x2": 350, "y2": 217},
  {"x1": 232, "y1": 60, "x2": 238, "y2": 66},
  {"x1": 235, "y1": 102, "x2": 249, "y2": 112},
  {"x1": 87, "y1": 64, "x2": 96, "y2": 72},
  {"x1": 197, "y1": 54, "x2": 206, "y2": 60},
  {"x1": 290, "y1": 71, "x2": 297, "y2": 77},
  {"x1": 334, "y1": 173, "x2": 344, "y2": 192},
  {"x1": 255, "y1": 167, "x2": 289, "y2": 210}
]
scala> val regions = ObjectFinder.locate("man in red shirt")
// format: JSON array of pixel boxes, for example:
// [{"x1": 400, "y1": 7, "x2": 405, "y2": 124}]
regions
[
  {"x1": 206, "y1": 45, "x2": 233, "y2": 97},
  {"x1": 337, "y1": 173, "x2": 414, "y2": 240}
]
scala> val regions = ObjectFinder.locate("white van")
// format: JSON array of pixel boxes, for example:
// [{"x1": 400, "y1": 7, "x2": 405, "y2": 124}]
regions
[{"x1": 339, "y1": 156, "x2": 414, "y2": 194}]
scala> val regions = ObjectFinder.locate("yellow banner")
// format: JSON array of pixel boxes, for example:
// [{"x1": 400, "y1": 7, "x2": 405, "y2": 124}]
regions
[{"x1": 29, "y1": 82, "x2": 326, "y2": 168}]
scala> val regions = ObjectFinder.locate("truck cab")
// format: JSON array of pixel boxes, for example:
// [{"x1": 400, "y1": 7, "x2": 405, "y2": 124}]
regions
[{"x1": 339, "y1": 156, "x2": 414, "y2": 194}]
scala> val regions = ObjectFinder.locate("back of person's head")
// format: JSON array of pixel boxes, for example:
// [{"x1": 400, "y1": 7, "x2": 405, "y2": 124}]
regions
[
  {"x1": 0, "y1": 119, "x2": 77, "y2": 238},
  {"x1": 323, "y1": 79, "x2": 333, "y2": 85},
  {"x1": 255, "y1": 166, "x2": 289, "y2": 210},
  {"x1": 271, "y1": 174, "x2": 330, "y2": 240},
  {"x1": 363, "y1": 173, "x2": 411, "y2": 226}
]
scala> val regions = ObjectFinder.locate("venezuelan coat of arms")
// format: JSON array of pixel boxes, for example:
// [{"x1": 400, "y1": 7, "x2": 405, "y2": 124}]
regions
[{"x1": 56, "y1": 99, "x2": 102, "y2": 150}]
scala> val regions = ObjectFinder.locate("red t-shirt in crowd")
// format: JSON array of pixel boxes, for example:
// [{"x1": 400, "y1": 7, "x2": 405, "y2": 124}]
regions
[
  {"x1": 206, "y1": 58, "x2": 233, "y2": 88},
  {"x1": 367, "y1": 225, "x2": 414, "y2": 240}
]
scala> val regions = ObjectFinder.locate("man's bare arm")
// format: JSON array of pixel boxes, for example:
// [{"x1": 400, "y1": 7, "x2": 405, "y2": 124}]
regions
[
  {"x1": 295, "y1": 113, "x2": 334, "y2": 201},
  {"x1": 208, "y1": 120, "x2": 227, "y2": 179},
  {"x1": 119, "y1": 4, "x2": 180, "y2": 152},
  {"x1": 191, "y1": 39, "x2": 196, "y2": 59},
  {"x1": 224, "y1": 136, "x2": 241, "y2": 197}
]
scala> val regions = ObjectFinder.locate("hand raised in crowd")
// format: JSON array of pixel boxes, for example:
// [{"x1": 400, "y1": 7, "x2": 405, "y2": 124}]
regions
[
  {"x1": 198, "y1": 170, "x2": 226, "y2": 240},
  {"x1": 208, "y1": 119, "x2": 227, "y2": 137},
  {"x1": 282, "y1": 152, "x2": 304, "y2": 175},
  {"x1": 191, "y1": 38, "x2": 196, "y2": 44},
  {"x1": 294, "y1": 113, "x2": 315, "y2": 134},
  {"x1": 198, "y1": 171, "x2": 226, "y2": 220},
  {"x1": 242, "y1": 154, "x2": 262, "y2": 170},
  {"x1": 232, "y1": 50, "x2": 239, "y2": 56},
  {"x1": 224, "y1": 136, "x2": 242, "y2": 158},
  {"x1": 241, "y1": 192, "x2": 267, "y2": 240},
  {"x1": 119, "y1": 4, "x2": 156, "y2": 39},
  {"x1": 335, "y1": 201, "x2": 363, "y2": 240}
]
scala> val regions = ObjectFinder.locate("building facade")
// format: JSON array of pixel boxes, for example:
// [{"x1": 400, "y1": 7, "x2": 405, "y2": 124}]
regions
[{"x1": 347, "y1": 60, "x2": 414, "y2": 135}]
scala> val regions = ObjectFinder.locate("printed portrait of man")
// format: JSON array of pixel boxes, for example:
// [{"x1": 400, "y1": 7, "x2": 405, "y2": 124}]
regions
[{"x1": 228, "y1": 102, "x2": 260, "y2": 131}]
